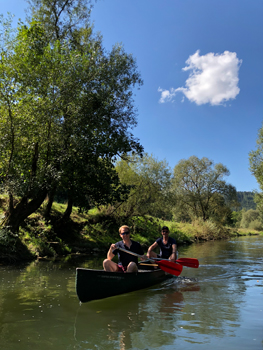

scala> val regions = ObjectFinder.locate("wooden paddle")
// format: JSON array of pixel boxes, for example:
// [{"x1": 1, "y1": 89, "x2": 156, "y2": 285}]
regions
[{"x1": 117, "y1": 247, "x2": 183, "y2": 276}]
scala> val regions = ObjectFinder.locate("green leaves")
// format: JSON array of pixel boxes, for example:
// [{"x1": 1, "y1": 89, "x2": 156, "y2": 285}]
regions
[
  {"x1": 172, "y1": 156, "x2": 237, "y2": 223},
  {"x1": 115, "y1": 154, "x2": 172, "y2": 219},
  {"x1": 0, "y1": 0, "x2": 143, "y2": 230}
]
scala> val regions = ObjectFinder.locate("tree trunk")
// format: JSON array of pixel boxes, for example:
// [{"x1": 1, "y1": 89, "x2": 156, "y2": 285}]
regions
[
  {"x1": 8, "y1": 192, "x2": 14, "y2": 213},
  {"x1": 44, "y1": 186, "x2": 57, "y2": 218},
  {"x1": 62, "y1": 197, "x2": 73, "y2": 220},
  {"x1": 1, "y1": 190, "x2": 47, "y2": 233}
]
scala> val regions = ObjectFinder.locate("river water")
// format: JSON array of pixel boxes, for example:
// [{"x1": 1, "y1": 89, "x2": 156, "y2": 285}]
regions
[{"x1": 0, "y1": 235, "x2": 262, "y2": 350}]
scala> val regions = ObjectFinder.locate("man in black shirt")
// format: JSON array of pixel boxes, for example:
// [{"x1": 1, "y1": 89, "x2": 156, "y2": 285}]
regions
[
  {"x1": 103, "y1": 225, "x2": 146, "y2": 273},
  {"x1": 147, "y1": 226, "x2": 177, "y2": 262}
]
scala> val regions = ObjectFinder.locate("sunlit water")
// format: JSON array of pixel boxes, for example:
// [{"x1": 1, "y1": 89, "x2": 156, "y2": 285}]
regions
[{"x1": 0, "y1": 235, "x2": 262, "y2": 350}]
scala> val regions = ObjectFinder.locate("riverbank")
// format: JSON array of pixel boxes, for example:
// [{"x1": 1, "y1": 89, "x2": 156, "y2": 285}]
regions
[{"x1": 0, "y1": 201, "x2": 262, "y2": 263}]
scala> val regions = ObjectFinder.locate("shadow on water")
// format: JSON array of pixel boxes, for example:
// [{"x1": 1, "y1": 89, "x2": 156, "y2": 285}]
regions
[{"x1": 73, "y1": 277, "x2": 201, "y2": 350}]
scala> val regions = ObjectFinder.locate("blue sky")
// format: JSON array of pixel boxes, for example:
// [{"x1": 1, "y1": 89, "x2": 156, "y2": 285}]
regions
[{"x1": 1, "y1": 0, "x2": 263, "y2": 191}]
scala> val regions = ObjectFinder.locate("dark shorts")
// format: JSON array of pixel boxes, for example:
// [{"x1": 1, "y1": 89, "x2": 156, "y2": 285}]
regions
[{"x1": 117, "y1": 264, "x2": 127, "y2": 273}]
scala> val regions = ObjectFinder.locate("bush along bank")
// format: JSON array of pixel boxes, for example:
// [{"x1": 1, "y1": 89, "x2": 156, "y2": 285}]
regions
[
  {"x1": 0, "y1": 206, "x2": 261, "y2": 263},
  {"x1": 0, "y1": 210, "x2": 195, "y2": 263}
]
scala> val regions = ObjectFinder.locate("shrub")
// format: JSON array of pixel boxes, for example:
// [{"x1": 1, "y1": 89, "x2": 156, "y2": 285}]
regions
[
  {"x1": 240, "y1": 209, "x2": 261, "y2": 228},
  {"x1": 248, "y1": 220, "x2": 263, "y2": 231},
  {"x1": 192, "y1": 218, "x2": 229, "y2": 240}
]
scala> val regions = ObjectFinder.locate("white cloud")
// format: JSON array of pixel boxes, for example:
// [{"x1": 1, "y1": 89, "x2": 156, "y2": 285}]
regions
[
  {"x1": 158, "y1": 50, "x2": 242, "y2": 106},
  {"x1": 158, "y1": 87, "x2": 176, "y2": 103}
]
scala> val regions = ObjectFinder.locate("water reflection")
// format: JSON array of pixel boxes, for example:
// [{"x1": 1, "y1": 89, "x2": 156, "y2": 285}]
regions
[
  {"x1": 74, "y1": 279, "x2": 203, "y2": 349},
  {"x1": 0, "y1": 236, "x2": 262, "y2": 349},
  {"x1": 74, "y1": 285, "x2": 185, "y2": 350}
]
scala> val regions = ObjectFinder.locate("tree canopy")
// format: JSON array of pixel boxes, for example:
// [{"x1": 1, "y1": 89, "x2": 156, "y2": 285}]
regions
[
  {"x1": 171, "y1": 156, "x2": 237, "y2": 222},
  {"x1": 248, "y1": 123, "x2": 263, "y2": 217},
  {"x1": 0, "y1": 0, "x2": 143, "y2": 232},
  {"x1": 114, "y1": 154, "x2": 172, "y2": 220}
]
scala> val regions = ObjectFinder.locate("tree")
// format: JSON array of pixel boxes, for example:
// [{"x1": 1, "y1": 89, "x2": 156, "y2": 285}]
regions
[
  {"x1": 250, "y1": 124, "x2": 263, "y2": 186},
  {"x1": 236, "y1": 191, "x2": 256, "y2": 210},
  {"x1": 231, "y1": 210, "x2": 243, "y2": 228},
  {"x1": 26, "y1": 0, "x2": 94, "y2": 42},
  {"x1": 240, "y1": 209, "x2": 263, "y2": 230},
  {"x1": 249, "y1": 125, "x2": 263, "y2": 214},
  {"x1": 0, "y1": 1, "x2": 143, "y2": 232},
  {"x1": 171, "y1": 156, "x2": 237, "y2": 222},
  {"x1": 114, "y1": 154, "x2": 172, "y2": 219}
]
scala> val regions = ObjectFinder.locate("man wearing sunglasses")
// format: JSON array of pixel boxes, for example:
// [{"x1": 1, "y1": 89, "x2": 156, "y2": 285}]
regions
[
  {"x1": 103, "y1": 225, "x2": 146, "y2": 273},
  {"x1": 147, "y1": 226, "x2": 177, "y2": 262}
]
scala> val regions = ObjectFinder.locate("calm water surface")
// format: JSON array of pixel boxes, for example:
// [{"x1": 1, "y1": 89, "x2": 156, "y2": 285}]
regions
[{"x1": 0, "y1": 235, "x2": 263, "y2": 350}]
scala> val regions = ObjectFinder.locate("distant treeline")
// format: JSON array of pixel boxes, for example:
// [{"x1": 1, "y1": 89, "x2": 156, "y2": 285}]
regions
[{"x1": 237, "y1": 191, "x2": 256, "y2": 210}]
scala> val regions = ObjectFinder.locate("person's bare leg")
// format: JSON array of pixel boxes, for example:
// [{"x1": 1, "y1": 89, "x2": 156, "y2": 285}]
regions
[
  {"x1": 103, "y1": 259, "x2": 118, "y2": 272},
  {"x1": 126, "y1": 261, "x2": 138, "y2": 273}
]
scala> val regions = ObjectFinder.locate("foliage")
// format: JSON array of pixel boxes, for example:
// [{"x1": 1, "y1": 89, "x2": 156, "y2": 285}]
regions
[
  {"x1": 236, "y1": 191, "x2": 256, "y2": 210},
  {"x1": 231, "y1": 210, "x2": 243, "y2": 227},
  {"x1": 249, "y1": 124, "x2": 263, "y2": 189},
  {"x1": 248, "y1": 219, "x2": 263, "y2": 231},
  {"x1": 191, "y1": 218, "x2": 230, "y2": 240},
  {"x1": 1, "y1": 191, "x2": 262, "y2": 262},
  {"x1": 113, "y1": 154, "x2": 172, "y2": 220},
  {"x1": 0, "y1": 0, "x2": 143, "y2": 232},
  {"x1": 0, "y1": 228, "x2": 18, "y2": 251},
  {"x1": 240, "y1": 209, "x2": 263, "y2": 230},
  {"x1": 171, "y1": 156, "x2": 237, "y2": 223},
  {"x1": 26, "y1": 0, "x2": 94, "y2": 42},
  {"x1": 252, "y1": 192, "x2": 263, "y2": 223},
  {"x1": 0, "y1": 227, "x2": 34, "y2": 262},
  {"x1": 248, "y1": 125, "x2": 263, "y2": 215}
]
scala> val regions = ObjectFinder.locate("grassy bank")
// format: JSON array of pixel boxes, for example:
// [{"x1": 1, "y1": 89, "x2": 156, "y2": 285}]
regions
[{"x1": 0, "y1": 199, "x2": 262, "y2": 263}]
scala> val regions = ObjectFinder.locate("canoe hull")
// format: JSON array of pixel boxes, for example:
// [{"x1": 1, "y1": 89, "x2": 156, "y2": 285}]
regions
[{"x1": 76, "y1": 267, "x2": 173, "y2": 303}]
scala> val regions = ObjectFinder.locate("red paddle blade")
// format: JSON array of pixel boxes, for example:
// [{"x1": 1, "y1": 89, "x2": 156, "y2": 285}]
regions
[
  {"x1": 176, "y1": 258, "x2": 199, "y2": 268},
  {"x1": 156, "y1": 260, "x2": 183, "y2": 276}
]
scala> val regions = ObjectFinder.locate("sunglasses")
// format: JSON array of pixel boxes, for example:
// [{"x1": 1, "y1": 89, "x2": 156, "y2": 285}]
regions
[
  {"x1": 162, "y1": 230, "x2": 168, "y2": 233},
  {"x1": 120, "y1": 231, "x2": 130, "y2": 235}
]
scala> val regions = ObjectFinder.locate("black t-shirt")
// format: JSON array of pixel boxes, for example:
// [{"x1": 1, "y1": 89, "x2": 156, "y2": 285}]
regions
[
  {"x1": 112, "y1": 240, "x2": 144, "y2": 267},
  {"x1": 156, "y1": 236, "x2": 176, "y2": 259}
]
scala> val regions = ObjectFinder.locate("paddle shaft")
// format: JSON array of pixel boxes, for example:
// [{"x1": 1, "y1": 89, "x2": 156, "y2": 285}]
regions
[
  {"x1": 117, "y1": 247, "x2": 183, "y2": 276},
  {"x1": 117, "y1": 247, "x2": 198, "y2": 268},
  {"x1": 117, "y1": 247, "x2": 145, "y2": 258}
]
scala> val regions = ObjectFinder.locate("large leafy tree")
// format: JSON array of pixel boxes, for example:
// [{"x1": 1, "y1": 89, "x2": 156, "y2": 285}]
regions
[
  {"x1": 171, "y1": 156, "x2": 237, "y2": 222},
  {"x1": 0, "y1": 1, "x2": 143, "y2": 232},
  {"x1": 26, "y1": 0, "x2": 94, "y2": 41},
  {"x1": 249, "y1": 124, "x2": 263, "y2": 218},
  {"x1": 114, "y1": 154, "x2": 172, "y2": 219}
]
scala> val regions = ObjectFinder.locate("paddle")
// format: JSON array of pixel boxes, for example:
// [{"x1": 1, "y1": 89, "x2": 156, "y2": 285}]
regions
[
  {"x1": 117, "y1": 247, "x2": 183, "y2": 276},
  {"x1": 153, "y1": 257, "x2": 199, "y2": 268}
]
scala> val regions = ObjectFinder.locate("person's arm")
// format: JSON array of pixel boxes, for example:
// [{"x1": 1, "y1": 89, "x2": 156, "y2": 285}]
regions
[
  {"x1": 107, "y1": 243, "x2": 117, "y2": 260},
  {"x1": 147, "y1": 241, "x2": 158, "y2": 258},
  {"x1": 139, "y1": 255, "x2": 147, "y2": 261},
  {"x1": 170, "y1": 243, "x2": 177, "y2": 262},
  {"x1": 136, "y1": 243, "x2": 147, "y2": 261}
]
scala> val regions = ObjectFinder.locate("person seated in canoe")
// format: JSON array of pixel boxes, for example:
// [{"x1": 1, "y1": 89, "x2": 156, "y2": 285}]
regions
[
  {"x1": 147, "y1": 226, "x2": 177, "y2": 262},
  {"x1": 103, "y1": 225, "x2": 146, "y2": 273}
]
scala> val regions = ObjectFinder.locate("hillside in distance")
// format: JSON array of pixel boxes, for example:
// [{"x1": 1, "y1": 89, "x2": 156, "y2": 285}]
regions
[{"x1": 236, "y1": 191, "x2": 256, "y2": 210}]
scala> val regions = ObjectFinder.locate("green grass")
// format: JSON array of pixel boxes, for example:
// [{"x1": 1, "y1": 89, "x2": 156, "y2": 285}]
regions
[{"x1": 0, "y1": 196, "x2": 262, "y2": 262}]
